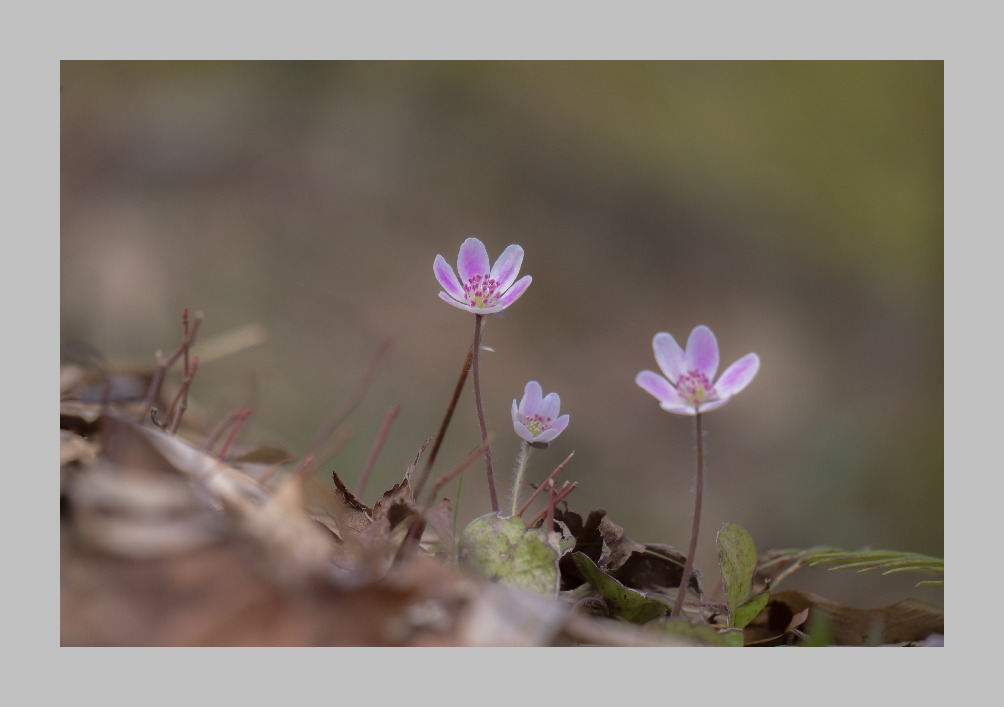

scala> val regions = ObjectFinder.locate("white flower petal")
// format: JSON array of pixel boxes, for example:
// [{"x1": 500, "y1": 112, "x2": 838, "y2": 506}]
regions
[
  {"x1": 550, "y1": 414, "x2": 570, "y2": 436},
  {"x1": 519, "y1": 380, "x2": 543, "y2": 417},
  {"x1": 660, "y1": 400, "x2": 699, "y2": 416},
  {"x1": 490, "y1": 244, "x2": 524, "y2": 292},
  {"x1": 715, "y1": 353, "x2": 759, "y2": 400},
  {"x1": 496, "y1": 275, "x2": 532, "y2": 310},
  {"x1": 686, "y1": 325, "x2": 720, "y2": 380},
  {"x1": 636, "y1": 370, "x2": 677, "y2": 404},
  {"x1": 538, "y1": 392, "x2": 561, "y2": 422},
  {"x1": 513, "y1": 419, "x2": 534, "y2": 443},
  {"x1": 438, "y1": 291, "x2": 477, "y2": 313},
  {"x1": 653, "y1": 332, "x2": 685, "y2": 382},
  {"x1": 696, "y1": 397, "x2": 731, "y2": 414}
]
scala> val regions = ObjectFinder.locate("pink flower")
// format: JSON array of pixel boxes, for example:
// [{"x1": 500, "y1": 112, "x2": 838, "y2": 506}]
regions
[
  {"x1": 636, "y1": 325, "x2": 759, "y2": 415},
  {"x1": 511, "y1": 381, "x2": 569, "y2": 444},
  {"x1": 434, "y1": 237, "x2": 532, "y2": 315}
]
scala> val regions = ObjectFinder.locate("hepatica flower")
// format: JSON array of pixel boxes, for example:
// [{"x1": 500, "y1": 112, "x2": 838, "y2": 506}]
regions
[
  {"x1": 434, "y1": 237, "x2": 532, "y2": 315},
  {"x1": 512, "y1": 381, "x2": 569, "y2": 444},
  {"x1": 636, "y1": 325, "x2": 759, "y2": 415}
]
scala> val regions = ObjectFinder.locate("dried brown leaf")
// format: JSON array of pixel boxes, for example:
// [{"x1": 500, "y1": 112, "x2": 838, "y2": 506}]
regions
[
  {"x1": 555, "y1": 507, "x2": 606, "y2": 590},
  {"x1": 372, "y1": 479, "x2": 414, "y2": 522},
  {"x1": 742, "y1": 589, "x2": 944, "y2": 646},
  {"x1": 598, "y1": 515, "x2": 701, "y2": 595},
  {"x1": 60, "y1": 430, "x2": 98, "y2": 467}
]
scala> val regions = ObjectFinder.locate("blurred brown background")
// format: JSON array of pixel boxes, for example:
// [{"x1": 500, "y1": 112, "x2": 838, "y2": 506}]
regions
[{"x1": 60, "y1": 61, "x2": 943, "y2": 608}]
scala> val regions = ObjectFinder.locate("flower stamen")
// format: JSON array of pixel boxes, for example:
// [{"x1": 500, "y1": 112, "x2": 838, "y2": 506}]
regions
[
  {"x1": 463, "y1": 273, "x2": 502, "y2": 309},
  {"x1": 524, "y1": 413, "x2": 553, "y2": 438},
  {"x1": 676, "y1": 370, "x2": 717, "y2": 407}
]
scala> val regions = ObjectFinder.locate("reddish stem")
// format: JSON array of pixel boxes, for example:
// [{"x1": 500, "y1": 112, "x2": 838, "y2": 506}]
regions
[
  {"x1": 470, "y1": 314, "x2": 499, "y2": 513},
  {"x1": 140, "y1": 309, "x2": 203, "y2": 421},
  {"x1": 305, "y1": 337, "x2": 392, "y2": 460},
  {"x1": 671, "y1": 412, "x2": 704, "y2": 619},
  {"x1": 167, "y1": 355, "x2": 199, "y2": 434},
  {"x1": 202, "y1": 406, "x2": 251, "y2": 455},
  {"x1": 412, "y1": 344, "x2": 473, "y2": 499},
  {"x1": 216, "y1": 405, "x2": 251, "y2": 459},
  {"x1": 527, "y1": 481, "x2": 577, "y2": 527},
  {"x1": 516, "y1": 451, "x2": 574, "y2": 517},
  {"x1": 424, "y1": 437, "x2": 493, "y2": 507},
  {"x1": 396, "y1": 437, "x2": 491, "y2": 562},
  {"x1": 355, "y1": 404, "x2": 400, "y2": 498},
  {"x1": 544, "y1": 480, "x2": 556, "y2": 533}
]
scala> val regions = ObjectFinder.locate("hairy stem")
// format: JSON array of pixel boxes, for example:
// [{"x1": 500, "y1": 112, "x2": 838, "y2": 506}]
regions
[
  {"x1": 672, "y1": 412, "x2": 704, "y2": 619},
  {"x1": 471, "y1": 314, "x2": 499, "y2": 513},
  {"x1": 509, "y1": 440, "x2": 532, "y2": 517}
]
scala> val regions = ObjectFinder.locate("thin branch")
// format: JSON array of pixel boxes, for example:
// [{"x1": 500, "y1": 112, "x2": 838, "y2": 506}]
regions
[
  {"x1": 396, "y1": 436, "x2": 493, "y2": 563},
  {"x1": 528, "y1": 481, "x2": 577, "y2": 527},
  {"x1": 167, "y1": 356, "x2": 200, "y2": 434},
  {"x1": 516, "y1": 451, "x2": 575, "y2": 517},
  {"x1": 215, "y1": 405, "x2": 252, "y2": 459},
  {"x1": 304, "y1": 337, "x2": 393, "y2": 460},
  {"x1": 202, "y1": 406, "x2": 252, "y2": 456},
  {"x1": 544, "y1": 480, "x2": 556, "y2": 533},
  {"x1": 355, "y1": 403, "x2": 400, "y2": 498},
  {"x1": 140, "y1": 308, "x2": 203, "y2": 421},
  {"x1": 424, "y1": 435, "x2": 494, "y2": 508},
  {"x1": 412, "y1": 343, "x2": 473, "y2": 499}
]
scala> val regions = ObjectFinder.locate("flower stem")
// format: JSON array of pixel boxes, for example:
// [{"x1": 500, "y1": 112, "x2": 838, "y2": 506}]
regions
[
  {"x1": 471, "y1": 314, "x2": 500, "y2": 513},
  {"x1": 412, "y1": 344, "x2": 474, "y2": 499},
  {"x1": 509, "y1": 440, "x2": 532, "y2": 517},
  {"x1": 672, "y1": 412, "x2": 704, "y2": 619}
]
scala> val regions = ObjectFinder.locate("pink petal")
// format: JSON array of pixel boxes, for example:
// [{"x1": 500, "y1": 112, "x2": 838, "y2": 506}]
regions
[
  {"x1": 538, "y1": 392, "x2": 561, "y2": 422},
  {"x1": 438, "y1": 291, "x2": 477, "y2": 313},
  {"x1": 513, "y1": 418, "x2": 535, "y2": 443},
  {"x1": 474, "y1": 303, "x2": 508, "y2": 315},
  {"x1": 635, "y1": 370, "x2": 676, "y2": 404},
  {"x1": 519, "y1": 380, "x2": 543, "y2": 417},
  {"x1": 457, "y1": 237, "x2": 490, "y2": 282},
  {"x1": 714, "y1": 353, "x2": 759, "y2": 399},
  {"x1": 686, "y1": 325, "x2": 719, "y2": 380},
  {"x1": 496, "y1": 275, "x2": 532, "y2": 309},
  {"x1": 489, "y1": 244, "x2": 524, "y2": 292},
  {"x1": 551, "y1": 414, "x2": 570, "y2": 435},
  {"x1": 696, "y1": 398, "x2": 731, "y2": 414},
  {"x1": 511, "y1": 399, "x2": 520, "y2": 424},
  {"x1": 434, "y1": 254, "x2": 465, "y2": 301},
  {"x1": 536, "y1": 420, "x2": 567, "y2": 444},
  {"x1": 660, "y1": 400, "x2": 699, "y2": 416},
  {"x1": 653, "y1": 332, "x2": 685, "y2": 382}
]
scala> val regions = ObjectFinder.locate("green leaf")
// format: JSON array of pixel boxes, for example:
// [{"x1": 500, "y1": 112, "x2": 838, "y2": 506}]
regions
[
  {"x1": 716, "y1": 522, "x2": 759, "y2": 627},
  {"x1": 733, "y1": 592, "x2": 770, "y2": 630},
  {"x1": 457, "y1": 513, "x2": 559, "y2": 597},
  {"x1": 570, "y1": 552, "x2": 671, "y2": 623},
  {"x1": 762, "y1": 546, "x2": 944, "y2": 588}
]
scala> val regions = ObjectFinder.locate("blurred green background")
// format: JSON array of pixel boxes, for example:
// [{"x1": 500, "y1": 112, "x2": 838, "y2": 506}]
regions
[{"x1": 60, "y1": 61, "x2": 943, "y2": 608}]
